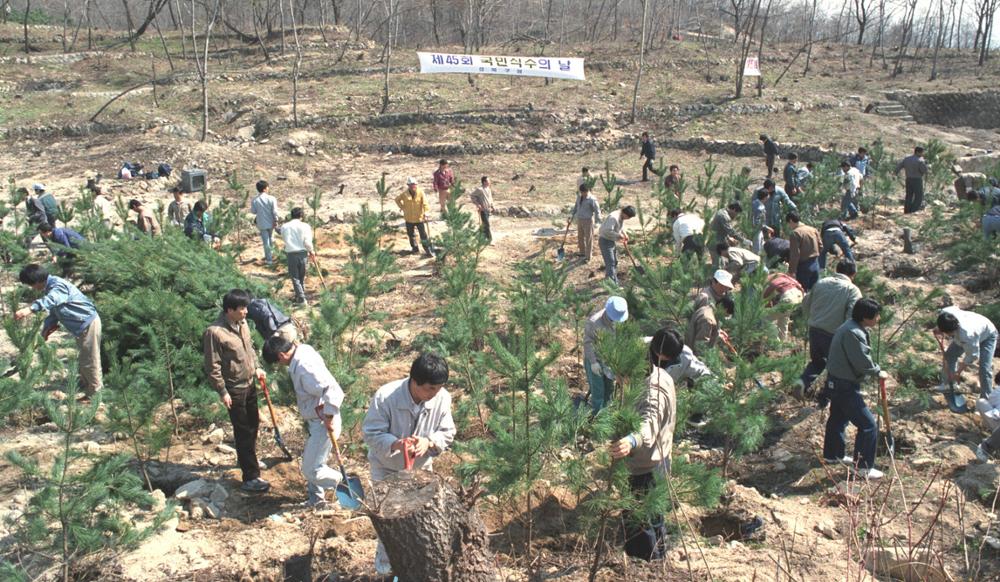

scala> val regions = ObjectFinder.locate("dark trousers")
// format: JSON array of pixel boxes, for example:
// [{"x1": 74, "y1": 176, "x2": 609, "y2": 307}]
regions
[
  {"x1": 623, "y1": 471, "x2": 666, "y2": 561},
  {"x1": 801, "y1": 326, "x2": 834, "y2": 392},
  {"x1": 478, "y1": 210, "x2": 492, "y2": 242},
  {"x1": 766, "y1": 154, "x2": 776, "y2": 178},
  {"x1": 904, "y1": 178, "x2": 924, "y2": 213},
  {"x1": 795, "y1": 256, "x2": 820, "y2": 291},
  {"x1": 405, "y1": 222, "x2": 431, "y2": 253},
  {"x1": 819, "y1": 229, "x2": 854, "y2": 270},
  {"x1": 286, "y1": 250, "x2": 307, "y2": 303},
  {"x1": 985, "y1": 425, "x2": 1000, "y2": 452},
  {"x1": 227, "y1": 384, "x2": 261, "y2": 483},
  {"x1": 642, "y1": 158, "x2": 655, "y2": 181},
  {"x1": 822, "y1": 378, "x2": 877, "y2": 469}
]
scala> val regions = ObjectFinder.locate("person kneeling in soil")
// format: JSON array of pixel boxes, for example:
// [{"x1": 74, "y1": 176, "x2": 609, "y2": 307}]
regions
[
  {"x1": 820, "y1": 298, "x2": 887, "y2": 480},
  {"x1": 262, "y1": 336, "x2": 344, "y2": 507},
  {"x1": 609, "y1": 326, "x2": 677, "y2": 561},
  {"x1": 362, "y1": 352, "x2": 456, "y2": 576}
]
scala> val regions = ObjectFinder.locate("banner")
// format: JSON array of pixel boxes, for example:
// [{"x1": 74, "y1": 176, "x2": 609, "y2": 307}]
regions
[
  {"x1": 417, "y1": 52, "x2": 585, "y2": 81},
  {"x1": 743, "y1": 57, "x2": 761, "y2": 77}
]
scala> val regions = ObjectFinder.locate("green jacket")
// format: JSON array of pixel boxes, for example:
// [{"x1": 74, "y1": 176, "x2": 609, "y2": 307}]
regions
[
  {"x1": 827, "y1": 319, "x2": 880, "y2": 384},
  {"x1": 802, "y1": 274, "x2": 861, "y2": 334}
]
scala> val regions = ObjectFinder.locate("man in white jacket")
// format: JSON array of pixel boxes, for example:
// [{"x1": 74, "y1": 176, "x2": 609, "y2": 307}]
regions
[{"x1": 262, "y1": 337, "x2": 344, "y2": 507}]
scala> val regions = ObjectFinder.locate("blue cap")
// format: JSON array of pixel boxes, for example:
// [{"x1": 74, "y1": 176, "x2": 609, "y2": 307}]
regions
[{"x1": 605, "y1": 296, "x2": 629, "y2": 323}]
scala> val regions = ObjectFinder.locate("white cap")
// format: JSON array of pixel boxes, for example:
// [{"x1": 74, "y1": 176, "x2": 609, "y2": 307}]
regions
[
  {"x1": 406, "y1": 177, "x2": 418, "y2": 185},
  {"x1": 713, "y1": 269, "x2": 735, "y2": 290},
  {"x1": 32, "y1": 183, "x2": 45, "y2": 191},
  {"x1": 604, "y1": 296, "x2": 629, "y2": 323}
]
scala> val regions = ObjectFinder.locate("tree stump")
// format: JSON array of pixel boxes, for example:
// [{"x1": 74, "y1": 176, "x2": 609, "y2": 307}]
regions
[
  {"x1": 902, "y1": 228, "x2": 915, "y2": 254},
  {"x1": 368, "y1": 472, "x2": 499, "y2": 582}
]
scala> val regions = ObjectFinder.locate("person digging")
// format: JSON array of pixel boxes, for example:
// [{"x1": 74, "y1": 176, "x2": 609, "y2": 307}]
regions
[{"x1": 262, "y1": 336, "x2": 345, "y2": 508}]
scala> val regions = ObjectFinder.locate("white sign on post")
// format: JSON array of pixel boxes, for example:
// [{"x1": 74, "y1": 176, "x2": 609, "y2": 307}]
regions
[
  {"x1": 417, "y1": 52, "x2": 586, "y2": 81},
  {"x1": 743, "y1": 57, "x2": 761, "y2": 77}
]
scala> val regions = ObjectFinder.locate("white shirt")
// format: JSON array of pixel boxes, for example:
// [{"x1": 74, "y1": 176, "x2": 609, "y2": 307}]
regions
[
  {"x1": 280, "y1": 219, "x2": 314, "y2": 253},
  {"x1": 288, "y1": 344, "x2": 344, "y2": 421},
  {"x1": 840, "y1": 167, "x2": 864, "y2": 193},
  {"x1": 672, "y1": 213, "x2": 705, "y2": 251},
  {"x1": 664, "y1": 345, "x2": 713, "y2": 385},
  {"x1": 943, "y1": 306, "x2": 998, "y2": 365}
]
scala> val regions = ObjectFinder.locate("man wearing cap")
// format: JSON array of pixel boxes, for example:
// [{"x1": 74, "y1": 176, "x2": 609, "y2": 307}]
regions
[
  {"x1": 686, "y1": 295, "x2": 735, "y2": 356},
  {"x1": 395, "y1": 178, "x2": 433, "y2": 257},
  {"x1": 583, "y1": 297, "x2": 629, "y2": 413},
  {"x1": 693, "y1": 270, "x2": 734, "y2": 311},
  {"x1": 128, "y1": 199, "x2": 161, "y2": 237},
  {"x1": 31, "y1": 184, "x2": 59, "y2": 228},
  {"x1": 432, "y1": 159, "x2": 455, "y2": 214},
  {"x1": 598, "y1": 205, "x2": 637, "y2": 285},
  {"x1": 796, "y1": 259, "x2": 861, "y2": 398},
  {"x1": 786, "y1": 212, "x2": 822, "y2": 291},
  {"x1": 25, "y1": 184, "x2": 49, "y2": 227}
]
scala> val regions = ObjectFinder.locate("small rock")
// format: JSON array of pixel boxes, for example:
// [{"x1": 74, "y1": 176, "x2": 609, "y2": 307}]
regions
[
  {"x1": 174, "y1": 479, "x2": 208, "y2": 500},
  {"x1": 150, "y1": 489, "x2": 167, "y2": 512},
  {"x1": 294, "y1": 146, "x2": 308, "y2": 156},
  {"x1": 816, "y1": 520, "x2": 839, "y2": 540},
  {"x1": 203, "y1": 428, "x2": 225, "y2": 445},
  {"x1": 209, "y1": 484, "x2": 229, "y2": 504},
  {"x1": 771, "y1": 448, "x2": 793, "y2": 462},
  {"x1": 80, "y1": 441, "x2": 101, "y2": 454},
  {"x1": 160, "y1": 515, "x2": 180, "y2": 532},
  {"x1": 709, "y1": 535, "x2": 725, "y2": 547},
  {"x1": 188, "y1": 503, "x2": 204, "y2": 520},
  {"x1": 204, "y1": 502, "x2": 222, "y2": 520},
  {"x1": 236, "y1": 125, "x2": 255, "y2": 141},
  {"x1": 985, "y1": 536, "x2": 1000, "y2": 550},
  {"x1": 216, "y1": 444, "x2": 236, "y2": 455}
]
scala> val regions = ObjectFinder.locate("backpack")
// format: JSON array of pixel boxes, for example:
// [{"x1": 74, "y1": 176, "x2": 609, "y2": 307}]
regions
[{"x1": 157, "y1": 163, "x2": 172, "y2": 177}]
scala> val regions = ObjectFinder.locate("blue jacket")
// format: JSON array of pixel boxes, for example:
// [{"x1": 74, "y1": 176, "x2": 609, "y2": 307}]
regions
[
  {"x1": 49, "y1": 227, "x2": 83, "y2": 256},
  {"x1": 30, "y1": 275, "x2": 99, "y2": 337},
  {"x1": 641, "y1": 139, "x2": 656, "y2": 160},
  {"x1": 765, "y1": 187, "x2": 797, "y2": 227},
  {"x1": 184, "y1": 211, "x2": 214, "y2": 240}
]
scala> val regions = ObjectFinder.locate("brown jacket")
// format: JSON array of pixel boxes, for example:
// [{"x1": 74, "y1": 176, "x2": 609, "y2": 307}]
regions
[
  {"x1": 625, "y1": 367, "x2": 676, "y2": 475},
  {"x1": 685, "y1": 304, "x2": 719, "y2": 355},
  {"x1": 203, "y1": 314, "x2": 258, "y2": 395},
  {"x1": 788, "y1": 224, "x2": 821, "y2": 272}
]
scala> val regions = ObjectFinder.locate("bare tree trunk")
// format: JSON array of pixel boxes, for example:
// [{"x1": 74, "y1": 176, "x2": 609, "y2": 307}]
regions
[
  {"x1": 330, "y1": 0, "x2": 340, "y2": 24},
  {"x1": 22, "y1": 0, "x2": 31, "y2": 58},
  {"x1": 804, "y1": 0, "x2": 818, "y2": 73},
  {"x1": 893, "y1": 0, "x2": 919, "y2": 76},
  {"x1": 251, "y1": 1, "x2": 272, "y2": 62},
  {"x1": 735, "y1": 0, "x2": 763, "y2": 97},
  {"x1": 630, "y1": 0, "x2": 649, "y2": 123},
  {"x1": 430, "y1": 0, "x2": 441, "y2": 45},
  {"x1": 193, "y1": 0, "x2": 224, "y2": 142},
  {"x1": 290, "y1": 0, "x2": 303, "y2": 127},
  {"x1": 756, "y1": 0, "x2": 772, "y2": 97},
  {"x1": 278, "y1": 0, "x2": 287, "y2": 54},
  {"x1": 122, "y1": 0, "x2": 138, "y2": 52},
  {"x1": 930, "y1": 0, "x2": 945, "y2": 79},
  {"x1": 380, "y1": 0, "x2": 398, "y2": 115},
  {"x1": 61, "y1": 0, "x2": 69, "y2": 52},
  {"x1": 153, "y1": 15, "x2": 175, "y2": 72}
]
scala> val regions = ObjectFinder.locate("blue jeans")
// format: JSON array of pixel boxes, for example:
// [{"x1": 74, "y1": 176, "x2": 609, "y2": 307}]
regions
[
  {"x1": 259, "y1": 228, "x2": 274, "y2": 264},
  {"x1": 599, "y1": 237, "x2": 619, "y2": 284},
  {"x1": 945, "y1": 330, "x2": 997, "y2": 398},
  {"x1": 984, "y1": 214, "x2": 1000, "y2": 240},
  {"x1": 795, "y1": 256, "x2": 819, "y2": 291},
  {"x1": 819, "y1": 229, "x2": 854, "y2": 270},
  {"x1": 801, "y1": 326, "x2": 834, "y2": 392},
  {"x1": 822, "y1": 377, "x2": 878, "y2": 469},
  {"x1": 585, "y1": 363, "x2": 614, "y2": 413},
  {"x1": 841, "y1": 191, "x2": 859, "y2": 220}
]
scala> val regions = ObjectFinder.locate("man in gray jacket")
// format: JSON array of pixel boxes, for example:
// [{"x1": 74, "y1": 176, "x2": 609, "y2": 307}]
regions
[
  {"x1": 362, "y1": 352, "x2": 456, "y2": 575},
  {"x1": 796, "y1": 260, "x2": 861, "y2": 398},
  {"x1": 821, "y1": 298, "x2": 886, "y2": 480},
  {"x1": 895, "y1": 146, "x2": 928, "y2": 214},
  {"x1": 251, "y1": 180, "x2": 280, "y2": 267}
]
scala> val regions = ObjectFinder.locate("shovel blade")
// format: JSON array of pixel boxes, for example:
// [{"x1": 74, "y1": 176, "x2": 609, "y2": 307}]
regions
[
  {"x1": 945, "y1": 390, "x2": 968, "y2": 413},
  {"x1": 556, "y1": 246, "x2": 565, "y2": 261},
  {"x1": 335, "y1": 477, "x2": 365, "y2": 510},
  {"x1": 635, "y1": 265, "x2": 647, "y2": 276}
]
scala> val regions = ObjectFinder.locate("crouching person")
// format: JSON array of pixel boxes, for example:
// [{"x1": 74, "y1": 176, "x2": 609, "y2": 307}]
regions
[
  {"x1": 262, "y1": 336, "x2": 344, "y2": 507},
  {"x1": 609, "y1": 327, "x2": 677, "y2": 561},
  {"x1": 362, "y1": 353, "x2": 456, "y2": 576}
]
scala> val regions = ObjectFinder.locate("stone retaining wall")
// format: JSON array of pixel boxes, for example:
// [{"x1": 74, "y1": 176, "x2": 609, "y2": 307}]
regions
[{"x1": 886, "y1": 90, "x2": 1000, "y2": 129}]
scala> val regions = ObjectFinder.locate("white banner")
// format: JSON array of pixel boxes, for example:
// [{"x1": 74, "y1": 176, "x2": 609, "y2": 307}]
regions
[
  {"x1": 743, "y1": 57, "x2": 761, "y2": 77},
  {"x1": 417, "y1": 52, "x2": 585, "y2": 81}
]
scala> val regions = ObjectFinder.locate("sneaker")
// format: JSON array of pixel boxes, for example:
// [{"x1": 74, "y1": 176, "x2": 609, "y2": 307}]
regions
[
  {"x1": 975, "y1": 444, "x2": 990, "y2": 463},
  {"x1": 241, "y1": 478, "x2": 270, "y2": 493},
  {"x1": 793, "y1": 379, "x2": 806, "y2": 400},
  {"x1": 823, "y1": 456, "x2": 854, "y2": 465},
  {"x1": 855, "y1": 467, "x2": 883, "y2": 480}
]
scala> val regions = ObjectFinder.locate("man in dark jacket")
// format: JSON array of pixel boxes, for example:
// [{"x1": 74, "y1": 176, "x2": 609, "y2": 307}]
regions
[
  {"x1": 640, "y1": 132, "x2": 656, "y2": 182},
  {"x1": 783, "y1": 153, "x2": 802, "y2": 196},
  {"x1": 818, "y1": 219, "x2": 857, "y2": 270},
  {"x1": 246, "y1": 297, "x2": 298, "y2": 344},
  {"x1": 895, "y1": 146, "x2": 928, "y2": 214},
  {"x1": 760, "y1": 134, "x2": 780, "y2": 179},
  {"x1": 820, "y1": 298, "x2": 886, "y2": 480}
]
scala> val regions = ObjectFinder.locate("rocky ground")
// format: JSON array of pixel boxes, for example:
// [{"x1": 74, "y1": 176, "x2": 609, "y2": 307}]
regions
[{"x1": 1, "y1": 23, "x2": 999, "y2": 582}]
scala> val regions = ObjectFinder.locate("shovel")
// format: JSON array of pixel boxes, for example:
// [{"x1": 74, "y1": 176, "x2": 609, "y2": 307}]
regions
[
  {"x1": 878, "y1": 374, "x2": 895, "y2": 456},
  {"x1": 258, "y1": 376, "x2": 293, "y2": 460},
  {"x1": 556, "y1": 217, "x2": 573, "y2": 261},
  {"x1": 326, "y1": 425, "x2": 365, "y2": 510},
  {"x1": 935, "y1": 335, "x2": 969, "y2": 414},
  {"x1": 422, "y1": 221, "x2": 440, "y2": 258},
  {"x1": 310, "y1": 254, "x2": 329, "y2": 292},
  {"x1": 622, "y1": 241, "x2": 647, "y2": 276}
]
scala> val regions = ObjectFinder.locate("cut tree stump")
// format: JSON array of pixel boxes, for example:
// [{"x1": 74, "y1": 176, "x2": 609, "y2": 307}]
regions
[
  {"x1": 368, "y1": 472, "x2": 499, "y2": 582},
  {"x1": 902, "y1": 228, "x2": 915, "y2": 254}
]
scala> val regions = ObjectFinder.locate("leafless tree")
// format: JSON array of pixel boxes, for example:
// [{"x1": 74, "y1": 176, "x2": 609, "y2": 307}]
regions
[
  {"x1": 22, "y1": 0, "x2": 31, "y2": 57},
  {"x1": 892, "y1": 0, "x2": 919, "y2": 76},
  {"x1": 630, "y1": 0, "x2": 649, "y2": 124},
  {"x1": 290, "y1": 0, "x2": 304, "y2": 127},
  {"x1": 930, "y1": 0, "x2": 946, "y2": 78},
  {"x1": 380, "y1": 0, "x2": 400, "y2": 115},
  {"x1": 804, "y1": 0, "x2": 818, "y2": 73},
  {"x1": 192, "y1": 0, "x2": 223, "y2": 142},
  {"x1": 735, "y1": 0, "x2": 764, "y2": 97},
  {"x1": 853, "y1": 0, "x2": 874, "y2": 43},
  {"x1": 973, "y1": 0, "x2": 999, "y2": 63}
]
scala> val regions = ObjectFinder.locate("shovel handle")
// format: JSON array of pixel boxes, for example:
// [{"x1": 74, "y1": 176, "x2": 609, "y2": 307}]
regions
[
  {"x1": 311, "y1": 255, "x2": 329, "y2": 292},
  {"x1": 326, "y1": 424, "x2": 348, "y2": 472},
  {"x1": 879, "y1": 376, "x2": 892, "y2": 433},
  {"x1": 403, "y1": 437, "x2": 415, "y2": 470},
  {"x1": 258, "y1": 376, "x2": 281, "y2": 429}
]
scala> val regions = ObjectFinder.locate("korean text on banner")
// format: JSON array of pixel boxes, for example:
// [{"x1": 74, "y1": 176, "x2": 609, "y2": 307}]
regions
[
  {"x1": 743, "y1": 57, "x2": 761, "y2": 77},
  {"x1": 417, "y1": 52, "x2": 586, "y2": 81}
]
